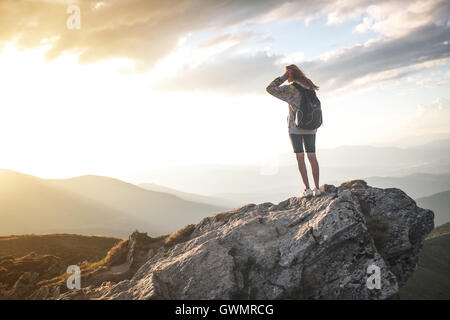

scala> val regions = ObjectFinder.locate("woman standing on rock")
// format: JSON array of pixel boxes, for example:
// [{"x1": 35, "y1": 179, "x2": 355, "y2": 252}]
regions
[{"x1": 266, "y1": 64, "x2": 321, "y2": 198}]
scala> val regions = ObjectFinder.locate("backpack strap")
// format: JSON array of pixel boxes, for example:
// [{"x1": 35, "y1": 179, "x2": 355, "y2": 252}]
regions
[
  {"x1": 292, "y1": 82, "x2": 304, "y2": 92},
  {"x1": 290, "y1": 82, "x2": 304, "y2": 112},
  {"x1": 292, "y1": 81, "x2": 312, "y2": 91}
]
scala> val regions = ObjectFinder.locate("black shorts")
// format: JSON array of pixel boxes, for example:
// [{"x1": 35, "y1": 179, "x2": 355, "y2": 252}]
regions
[{"x1": 289, "y1": 133, "x2": 316, "y2": 153}]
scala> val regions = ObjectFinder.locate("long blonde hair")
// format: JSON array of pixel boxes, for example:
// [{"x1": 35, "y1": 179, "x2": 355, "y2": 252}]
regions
[{"x1": 286, "y1": 64, "x2": 319, "y2": 91}]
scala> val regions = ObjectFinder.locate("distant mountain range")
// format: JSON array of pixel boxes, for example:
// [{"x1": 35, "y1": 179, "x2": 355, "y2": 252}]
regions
[
  {"x1": 0, "y1": 169, "x2": 230, "y2": 238},
  {"x1": 1, "y1": 169, "x2": 448, "y2": 239},
  {"x1": 0, "y1": 169, "x2": 130, "y2": 237},
  {"x1": 138, "y1": 182, "x2": 240, "y2": 208},
  {"x1": 1, "y1": 139, "x2": 449, "y2": 238},
  {"x1": 415, "y1": 191, "x2": 450, "y2": 227},
  {"x1": 129, "y1": 140, "x2": 450, "y2": 228},
  {"x1": 148, "y1": 171, "x2": 450, "y2": 218},
  {"x1": 135, "y1": 139, "x2": 450, "y2": 197},
  {"x1": 363, "y1": 173, "x2": 450, "y2": 199}
]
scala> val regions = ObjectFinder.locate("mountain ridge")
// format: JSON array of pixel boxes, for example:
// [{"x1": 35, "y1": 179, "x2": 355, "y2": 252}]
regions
[{"x1": 0, "y1": 169, "x2": 230, "y2": 237}]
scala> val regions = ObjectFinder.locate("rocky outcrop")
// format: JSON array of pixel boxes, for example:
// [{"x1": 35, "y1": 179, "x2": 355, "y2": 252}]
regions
[
  {"x1": 28, "y1": 231, "x2": 161, "y2": 300},
  {"x1": 0, "y1": 253, "x2": 64, "y2": 299},
  {"x1": 58, "y1": 180, "x2": 434, "y2": 300}
]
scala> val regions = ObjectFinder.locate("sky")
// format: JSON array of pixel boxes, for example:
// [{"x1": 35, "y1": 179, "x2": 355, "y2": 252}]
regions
[{"x1": 0, "y1": 0, "x2": 449, "y2": 181}]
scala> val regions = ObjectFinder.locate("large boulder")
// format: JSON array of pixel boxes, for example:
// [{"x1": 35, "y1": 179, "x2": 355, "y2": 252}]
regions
[{"x1": 58, "y1": 180, "x2": 434, "y2": 300}]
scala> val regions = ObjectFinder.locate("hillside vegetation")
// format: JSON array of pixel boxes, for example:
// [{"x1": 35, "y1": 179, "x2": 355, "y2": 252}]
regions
[{"x1": 0, "y1": 234, "x2": 120, "y2": 299}]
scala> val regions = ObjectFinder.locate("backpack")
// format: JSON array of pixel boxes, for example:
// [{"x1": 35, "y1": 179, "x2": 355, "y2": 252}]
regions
[{"x1": 291, "y1": 82, "x2": 323, "y2": 130}]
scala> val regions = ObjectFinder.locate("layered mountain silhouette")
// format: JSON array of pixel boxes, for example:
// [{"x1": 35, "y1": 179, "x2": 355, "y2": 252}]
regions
[
  {"x1": 138, "y1": 182, "x2": 240, "y2": 208},
  {"x1": 2, "y1": 167, "x2": 447, "y2": 238},
  {"x1": 138, "y1": 139, "x2": 450, "y2": 200},
  {"x1": 0, "y1": 169, "x2": 129, "y2": 237},
  {"x1": 0, "y1": 169, "x2": 230, "y2": 237},
  {"x1": 415, "y1": 191, "x2": 450, "y2": 227},
  {"x1": 364, "y1": 173, "x2": 450, "y2": 199}
]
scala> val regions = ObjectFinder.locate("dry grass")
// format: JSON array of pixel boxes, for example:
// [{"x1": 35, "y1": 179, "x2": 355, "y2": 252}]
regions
[
  {"x1": 0, "y1": 253, "x2": 63, "y2": 287},
  {"x1": 103, "y1": 239, "x2": 129, "y2": 267},
  {"x1": 37, "y1": 238, "x2": 134, "y2": 288},
  {"x1": 36, "y1": 226, "x2": 198, "y2": 291},
  {"x1": 340, "y1": 179, "x2": 368, "y2": 189},
  {"x1": 427, "y1": 222, "x2": 450, "y2": 240},
  {"x1": 132, "y1": 232, "x2": 167, "y2": 250},
  {"x1": 1, "y1": 223, "x2": 202, "y2": 298},
  {"x1": 164, "y1": 224, "x2": 195, "y2": 248},
  {"x1": 0, "y1": 234, "x2": 121, "y2": 265},
  {"x1": 0, "y1": 234, "x2": 121, "y2": 297},
  {"x1": 213, "y1": 209, "x2": 240, "y2": 223}
]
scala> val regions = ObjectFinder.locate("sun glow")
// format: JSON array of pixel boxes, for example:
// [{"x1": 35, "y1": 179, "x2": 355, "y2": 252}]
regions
[
  {"x1": 0, "y1": 42, "x2": 292, "y2": 179},
  {"x1": 0, "y1": 42, "x2": 165, "y2": 178}
]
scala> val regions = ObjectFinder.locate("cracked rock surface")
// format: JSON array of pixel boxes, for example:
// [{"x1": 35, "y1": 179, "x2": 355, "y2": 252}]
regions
[{"x1": 58, "y1": 180, "x2": 434, "y2": 300}]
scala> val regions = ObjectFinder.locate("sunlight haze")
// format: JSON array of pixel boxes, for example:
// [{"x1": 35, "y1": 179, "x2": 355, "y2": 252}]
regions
[{"x1": 0, "y1": 0, "x2": 449, "y2": 183}]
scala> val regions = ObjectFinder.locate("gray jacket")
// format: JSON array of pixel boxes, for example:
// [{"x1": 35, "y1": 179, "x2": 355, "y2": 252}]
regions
[{"x1": 266, "y1": 73, "x2": 317, "y2": 135}]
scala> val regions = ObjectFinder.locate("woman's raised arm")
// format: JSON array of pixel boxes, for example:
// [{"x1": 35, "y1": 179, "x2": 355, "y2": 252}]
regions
[{"x1": 266, "y1": 72, "x2": 293, "y2": 103}]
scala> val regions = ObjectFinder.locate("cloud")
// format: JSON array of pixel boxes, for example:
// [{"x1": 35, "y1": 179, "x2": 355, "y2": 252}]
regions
[
  {"x1": 274, "y1": 50, "x2": 305, "y2": 65},
  {"x1": 353, "y1": 0, "x2": 450, "y2": 37},
  {"x1": 0, "y1": 0, "x2": 284, "y2": 70},
  {"x1": 307, "y1": 23, "x2": 450, "y2": 92},
  {"x1": 354, "y1": 5, "x2": 382, "y2": 33},
  {"x1": 255, "y1": 0, "x2": 373, "y2": 25},
  {"x1": 4, "y1": 0, "x2": 439, "y2": 69},
  {"x1": 2, "y1": 0, "x2": 449, "y2": 92},
  {"x1": 152, "y1": 22, "x2": 450, "y2": 94},
  {"x1": 257, "y1": 0, "x2": 449, "y2": 33},
  {"x1": 410, "y1": 98, "x2": 450, "y2": 133},
  {"x1": 151, "y1": 50, "x2": 280, "y2": 94},
  {"x1": 381, "y1": 96, "x2": 450, "y2": 146},
  {"x1": 149, "y1": 0, "x2": 450, "y2": 93}
]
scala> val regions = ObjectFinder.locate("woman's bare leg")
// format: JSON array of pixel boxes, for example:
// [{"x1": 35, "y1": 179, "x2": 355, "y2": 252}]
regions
[
  {"x1": 295, "y1": 152, "x2": 310, "y2": 189},
  {"x1": 306, "y1": 152, "x2": 320, "y2": 189}
]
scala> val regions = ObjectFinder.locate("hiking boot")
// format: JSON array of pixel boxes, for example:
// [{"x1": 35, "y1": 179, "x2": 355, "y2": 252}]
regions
[
  {"x1": 301, "y1": 188, "x2": 313, "y2": 198},
  {"x1": 313, "y1": 187, "x2": 321, "y2": 197}
]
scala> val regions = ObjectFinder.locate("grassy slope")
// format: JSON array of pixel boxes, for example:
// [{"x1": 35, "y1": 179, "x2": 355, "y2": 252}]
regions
[
  {"x1": 399, "y1": 223, "x2": 450, "y2": 300},
  {"x1": 0, "y1": 233, "x2": 121, "y2": 296},
  {"x1": 427, "y1": 222, "x2": 450, "y2": 239},
  {"x1": 0, "y1": 233, "x2": 121, "y2": 264}
]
